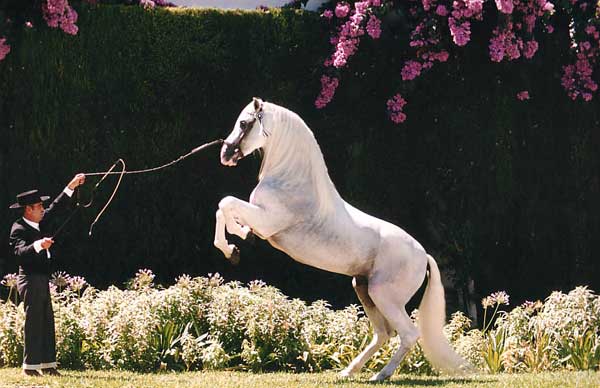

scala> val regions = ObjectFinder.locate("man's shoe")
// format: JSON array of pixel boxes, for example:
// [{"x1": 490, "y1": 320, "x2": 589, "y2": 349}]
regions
[
  {"x1": 41, "y1": 368, "x2": 61, "y2": 376},
  {"x1": 22, "y1": 369, "x2": 41, "y2": 377}
]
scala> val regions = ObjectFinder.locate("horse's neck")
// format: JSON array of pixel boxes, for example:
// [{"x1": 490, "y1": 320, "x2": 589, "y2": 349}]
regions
[{"x1": 260, "y1": 106, "x2": 340, "y2": 216}]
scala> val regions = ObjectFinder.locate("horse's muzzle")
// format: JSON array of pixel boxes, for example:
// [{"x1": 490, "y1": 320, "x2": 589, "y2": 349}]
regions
[{"x1": 220, "y1": 143, "x2": 243, "y2": 166}]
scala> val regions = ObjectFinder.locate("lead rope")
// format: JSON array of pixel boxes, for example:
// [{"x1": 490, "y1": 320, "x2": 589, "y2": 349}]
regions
[{"x1": 52, "y1": 139, "x2": 223, "y2": 238}]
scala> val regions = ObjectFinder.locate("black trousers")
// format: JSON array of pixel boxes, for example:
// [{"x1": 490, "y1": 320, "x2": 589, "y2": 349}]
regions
[{"x1": 16, "y1": 274, "x2": 57, "y2": 370}]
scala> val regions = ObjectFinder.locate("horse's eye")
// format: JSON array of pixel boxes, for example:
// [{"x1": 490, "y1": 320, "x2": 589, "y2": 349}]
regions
[{"x1": 240, "y1": 120, "x2": 247, "y2": 130}]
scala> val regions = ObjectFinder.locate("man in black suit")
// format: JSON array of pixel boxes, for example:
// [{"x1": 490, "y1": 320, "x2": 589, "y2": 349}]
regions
[{"x1": 8, "y1": 173, "x2": 85, "y2": 377}]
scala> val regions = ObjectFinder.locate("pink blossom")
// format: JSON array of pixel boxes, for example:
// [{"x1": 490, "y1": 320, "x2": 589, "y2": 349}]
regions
[
  {"x1": 354, "y1": 1, "x2": 370, "y2": 14},
  {"x1": 0, "y1": 37, "x2": 10, "y2": 61},
  {"x1": 523, "y1": 15, "x2": 536, "y2": 32},
  {"x1": 449, "y1": 20, "x2": 471, "y2": 46},
  {"x1": 489, "y1": 0, "x2": 553, "y2": 62},
  {"x1": 322, "y1": 10, "x2": 334, "y2": 19},
  {"x1": 335, "y1": 2, "x2": 350, "y2": 18},
  {"x1": 523, "y1": 40, "x2": 539, "y2": 59},
  {"x1": 495, "y1": 0, "x2": 514, "y2": 13},
  {"x1": 372, "y1": 0, "x2": 382, "y2": 6},
  {"x1": 333, "y1": 36, "x2": 361, "y2": 67},
  {"x1": 366, "y1": 14, "x2": 381, "y2": 39},
  {"x1": 436, "y1": 5, "x2": 449, "y2": 16},
  {"x1": 516, "y1": 90, "x2": 530, "y2": 100},
  {"x1": 431, "y1": 50, "x2": 449, "y2": 62},
  {"x1": 542, "y1": 1, "x2": 554, "y2": 12},
  {"x1": 140, "y1": 0, "x2": 155, "y2": 8},
  {"x1": 489, "y1": 26, "x2": 523, "y2": 61},
  {"x1": 581, "y1": 41, "x2": 591, "y2": 51},
  {"x1": 448, "y1": 0, "x2": 483, "y2": 46},
  {"x1": 43, "y1": 0, "x2": 78, "y2": 35},
  {"x1": 561, "y1": 56, "x2": 598, "y2": 101},
  {"x1": 467, "y1": 0, "x2": 484, "y2": 15},
  {"x1": 387, "y1": 94, "x2": 408, "y2": 124},
  {"x1": 401, "y1": 60, "x2": 423, "y2": 80},
  {"x1": 331, "y1": 1, "x2": 372, "y2": 68},
  {"x1": 25, "y1": 21, "x2": 33, "y2": 28},
  {"x1": 315, "y1": 75, "x2": 339, "y2": 108}
]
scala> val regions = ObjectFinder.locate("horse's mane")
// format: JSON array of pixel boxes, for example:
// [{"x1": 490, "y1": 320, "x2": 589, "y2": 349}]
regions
[{"x1": 259, "y1": 102, "x2": 340, "y2": 217}]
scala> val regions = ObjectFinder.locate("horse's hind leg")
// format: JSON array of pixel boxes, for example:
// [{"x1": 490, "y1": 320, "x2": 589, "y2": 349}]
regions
[
  {"x1": 340, "y1": 276, "x2": 394, "y2": 378},
  {"x1": 367, "y1": 281, "x2": 420, "y2": 381}
]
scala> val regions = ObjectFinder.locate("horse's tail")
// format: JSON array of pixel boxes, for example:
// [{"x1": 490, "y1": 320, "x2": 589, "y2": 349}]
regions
[{"x1": 417, "y1": 254, "x2": 472, "y2": 374}]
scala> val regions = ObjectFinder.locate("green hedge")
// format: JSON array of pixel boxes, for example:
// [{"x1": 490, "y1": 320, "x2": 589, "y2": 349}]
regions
[{"x1": 1, "y1": 5, "x2": 599, "y2": 310}]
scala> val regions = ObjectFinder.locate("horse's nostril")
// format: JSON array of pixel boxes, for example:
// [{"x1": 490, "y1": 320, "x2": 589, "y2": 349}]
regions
[{"x1": 223, "y1": 145, "x2": 235, "y2": 159}]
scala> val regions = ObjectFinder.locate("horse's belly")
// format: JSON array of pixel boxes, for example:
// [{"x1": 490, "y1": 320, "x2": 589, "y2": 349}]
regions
[{"x1": 268, "y1": 230, "x2": 376, "y2": 276}]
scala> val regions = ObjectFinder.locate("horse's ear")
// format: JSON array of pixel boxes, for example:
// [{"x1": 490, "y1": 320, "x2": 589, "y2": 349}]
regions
[{"x1": 253, "y1": 97, "x2": 264, "y2": 111}]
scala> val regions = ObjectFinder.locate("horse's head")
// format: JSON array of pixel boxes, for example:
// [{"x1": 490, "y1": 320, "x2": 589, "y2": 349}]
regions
[{"x1": 221, "y1": 97, "x2": 269, "y2": 166}]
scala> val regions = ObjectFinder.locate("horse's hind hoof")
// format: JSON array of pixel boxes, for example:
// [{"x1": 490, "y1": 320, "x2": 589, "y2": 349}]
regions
[
  {"x1": 228, "y1": 246, "x2": 240, "y2": 265},
  {"x1": 338, "y1": 369, "x2": 354, "y2": 378},
  {"x1": 369, "y1": 372, "x2": 390, "y2": 382}
]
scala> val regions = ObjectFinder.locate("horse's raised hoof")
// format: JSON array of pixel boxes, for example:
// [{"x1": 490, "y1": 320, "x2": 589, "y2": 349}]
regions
[{"x1": 228, "y1": 246, "x2": 241, "y2": 265}]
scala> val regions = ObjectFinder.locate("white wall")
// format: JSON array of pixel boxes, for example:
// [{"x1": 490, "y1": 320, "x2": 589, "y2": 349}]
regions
[{"x1": 170, "y1": 0, "x2": 328, "y2": 11}]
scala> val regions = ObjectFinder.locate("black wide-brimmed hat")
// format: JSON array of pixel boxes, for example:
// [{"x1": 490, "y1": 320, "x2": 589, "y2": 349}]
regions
[{"x1": 9, "y1": 189, "x2": 50, "y2": 209}]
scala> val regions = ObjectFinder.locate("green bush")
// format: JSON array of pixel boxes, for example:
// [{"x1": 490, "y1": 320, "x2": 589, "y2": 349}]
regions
[
  {"x1": 0, "y1": 301, "x2": 23, "y2": 367},
  {"x1": 2, "y1": 271, "x2": 600, "y2": 374}
]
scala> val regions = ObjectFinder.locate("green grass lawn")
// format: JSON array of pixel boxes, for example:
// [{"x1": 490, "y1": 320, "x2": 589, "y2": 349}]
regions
[{"x1": 0, "y1": 369, "x2": 599, "y2": 388}]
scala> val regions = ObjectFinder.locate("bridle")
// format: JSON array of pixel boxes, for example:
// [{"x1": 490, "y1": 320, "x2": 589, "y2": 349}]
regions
[{"x1": 222, "y1": 108, "x2": 268, "y2": 153}]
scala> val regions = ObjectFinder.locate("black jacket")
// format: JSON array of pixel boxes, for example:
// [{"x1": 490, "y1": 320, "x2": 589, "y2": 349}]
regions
[{"x1": 9, "y1": 192, "x2": 72, "y2": 275}]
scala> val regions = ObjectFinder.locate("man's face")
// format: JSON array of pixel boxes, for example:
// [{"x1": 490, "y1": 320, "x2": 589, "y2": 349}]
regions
[{"x1": 24, "y1": 202, "x2": 45, "y2": 223}]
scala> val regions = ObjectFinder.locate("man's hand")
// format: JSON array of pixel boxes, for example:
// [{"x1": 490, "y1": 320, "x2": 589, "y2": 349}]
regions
[
  {"x1": 67, "y1": 173, "x2": 86, "y2": 190},
  {"x1": 39, "y1": 237, "x2": 54, "y2": 250}
]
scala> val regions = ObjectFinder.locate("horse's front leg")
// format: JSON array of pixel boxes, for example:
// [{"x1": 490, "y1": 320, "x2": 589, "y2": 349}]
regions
[
  {"x1": 214, "y1": 195, "x2": 288, "y2": 262},
  {"x1": 214, "y1": 209, "x2": 238, "y2": 262}
]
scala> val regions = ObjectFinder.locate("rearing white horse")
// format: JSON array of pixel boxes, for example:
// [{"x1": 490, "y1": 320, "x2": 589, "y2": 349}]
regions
[{"x1": 214, "y1": 98, "x2": 471, "y2": 380}]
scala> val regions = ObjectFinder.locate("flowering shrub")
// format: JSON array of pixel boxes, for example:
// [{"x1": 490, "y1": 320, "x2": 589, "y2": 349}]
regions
[
  {"x1": 315, "y1": 0, "x2": 597, "y2": 123},
  {"x1": 316, "y1": 0, "x2": 385, "y2": 108},
  {"x1": 0, "y1": 300, "x2": 24, "y2": 367},
  {"x1": 2, "y1": 271, "x2": 600, "y2": 374},
  {"x1": 0, "y1": 274, "x2": 18, "y2": 305}
]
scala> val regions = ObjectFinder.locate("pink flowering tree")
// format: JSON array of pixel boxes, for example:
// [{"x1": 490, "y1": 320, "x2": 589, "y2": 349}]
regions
[
  {"x1": 0, "y1": 0, "x2": 80, "y2": 61},
  {"x1": 315, "y1": 0, "x2": 598, "y2": 123},
  {"x1": 315, "y1": 1, "x2": 387, "y2": 112},
  {"x1": 560, "y1": 0, "x2": 600, "y2": 102},
  {"x1": 0, "y1": 0, "x2": 173, "y2": 62}
]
